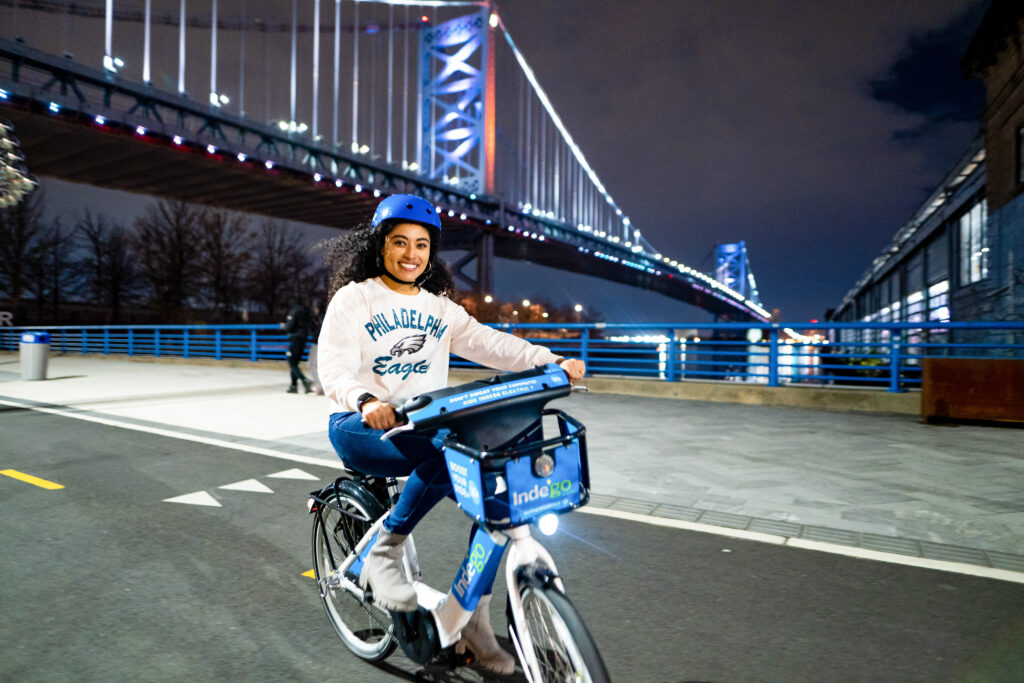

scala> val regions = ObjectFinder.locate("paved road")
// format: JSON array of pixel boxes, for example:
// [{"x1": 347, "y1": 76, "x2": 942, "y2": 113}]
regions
[{"x1": 2, "y1": 408, "x2": 1023, "y2": 682}]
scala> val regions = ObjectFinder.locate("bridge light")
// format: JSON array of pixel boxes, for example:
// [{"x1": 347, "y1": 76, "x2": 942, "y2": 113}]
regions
[
  {"x1": 574, "y1": 304, "x2": 583, "y2": 312},
  {"x1": 94, "y1": 115, "x2": 106, "y2": 125},
  {"x1": 484, "y1": 295, "x2": 493, "y2": 303},
  {"x1": 408, "y1": 162, "x2": 419, "y2": 171},
  {"x1": 470, "y1": 193, "x2": 477, "y2": 200},
  {"x1": 542, "y1": 312, "x2": 549, "y2": 318},
  {"x1": 173, "y1": 135, "x2": 183, "y2": 145},
  {"x1": 279, "y1": 121, "x2": 290, "y2": 131},
  {"x1": 335, "y1": 179, "x2": 343, "y2": 188},
  {"x1": 421, "y1": 15, "x2": 429, "y2": 22},
  {"x1": 359, "y1": 144, "x2": 369, "y2": 154},
  {"x1": 373, "y1": 189, "x2": 381, "y2": 197},
  {"x1": 354, "y1": 184, "x2": 363, "y2": 193},
  {"x1": 206, "y1": 144, "x2": 216, "y2": 154},
  {"x1": 459, "y1": 214, "x2": 467, "y2": 220},
  {"x1": 313, "y1": 173, "x2": 322, "y2": 182},
  {"x1": 489, "y1": 12, "x2": 499, "y2": 28},
  {"x1": 135, "y1": 126, "x2": 146, "y2": 136},
  {"x1": 114, "y1": 57, "x2": 125, "y2": 68},
  {"x1": 0, "y1": 88, "x2": 8, "y2": 99},
  {"x1": 298, "y1": 123, "x2": 309, "y2": 134},
  {"x1": 237, "y1": 153, "x2": 247, "y2": 162},
  {"x1": 265, "y1": 160, "x2": 274, "y2": 169},
  {"x1": 48, "y1": 102, "x2": 61, "y2": 113},
  {"x1": 447, "y1": 210, "x2": 455, "y2": 217}
]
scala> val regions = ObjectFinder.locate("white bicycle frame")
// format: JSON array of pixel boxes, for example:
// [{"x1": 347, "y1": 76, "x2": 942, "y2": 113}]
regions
[{"x1": 324, "y1": 504, "x2": 565, "y2": 682}]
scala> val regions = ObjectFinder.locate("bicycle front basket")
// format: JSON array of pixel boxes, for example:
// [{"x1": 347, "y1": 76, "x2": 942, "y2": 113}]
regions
[{"x1": 443, "y1": 410, "x2": 589, "y2": 527}]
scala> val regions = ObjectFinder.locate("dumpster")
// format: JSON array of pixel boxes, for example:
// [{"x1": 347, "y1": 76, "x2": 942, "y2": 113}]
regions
[{"x1": 19, "y1": 331, "x2": 50, "y2": 381}]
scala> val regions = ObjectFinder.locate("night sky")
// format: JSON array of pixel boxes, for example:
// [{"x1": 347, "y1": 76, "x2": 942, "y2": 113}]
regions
[
  {"x1": 26, "y1": 0, "x2": 989, "y2": 324},
  {"x1": 491, "y1": 0, "x2": 987, "y2": 322}
]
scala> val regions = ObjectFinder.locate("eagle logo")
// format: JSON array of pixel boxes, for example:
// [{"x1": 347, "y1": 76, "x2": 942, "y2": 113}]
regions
[{"x1": 391, "y1": 334, "x2": 427, "y2": 357}]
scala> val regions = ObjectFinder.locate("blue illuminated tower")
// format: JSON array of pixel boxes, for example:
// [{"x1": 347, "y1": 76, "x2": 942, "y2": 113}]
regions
[
  {"x1": 715, "y1": 241, "x2": 760, "y2": 305},
  {"x1": 419, "y1": 9, "x2": 495, "y2": 195}
]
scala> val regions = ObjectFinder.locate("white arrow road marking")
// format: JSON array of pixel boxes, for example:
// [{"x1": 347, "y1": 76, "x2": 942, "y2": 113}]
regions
[
  {"x1": 164, "y1": 491, "x2": 222, "y2": 507},
  {"x1": 267, "y1": 468, "x2": 319, "y2": 481},
  {"x1": 219, "y1": 479, "x2": 274, "y2": 493}
]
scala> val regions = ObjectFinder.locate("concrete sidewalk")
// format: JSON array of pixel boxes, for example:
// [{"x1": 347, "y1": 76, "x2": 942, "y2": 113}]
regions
[{"x1": 2, "y1": 352, "x2": 1022, "y2": 572}]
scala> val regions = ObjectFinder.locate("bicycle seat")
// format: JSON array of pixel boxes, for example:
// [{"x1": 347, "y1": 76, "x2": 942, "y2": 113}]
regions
[{"x1": 397, "y1": 363, "x2": 571, "y2": 452}]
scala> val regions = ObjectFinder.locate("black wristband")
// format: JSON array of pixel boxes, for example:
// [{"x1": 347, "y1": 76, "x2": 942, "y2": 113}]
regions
[{"x1": 356, "y1": 392, "x2": 377, "y2": 412}]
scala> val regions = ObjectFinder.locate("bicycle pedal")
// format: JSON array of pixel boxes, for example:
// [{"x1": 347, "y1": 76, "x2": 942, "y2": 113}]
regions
[{"x1": 323, "y1": 570, "x2": 344, "y2": 591}]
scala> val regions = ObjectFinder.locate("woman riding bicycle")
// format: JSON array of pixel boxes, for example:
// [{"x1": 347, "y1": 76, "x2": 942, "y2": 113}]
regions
[{"x1": 318, "y1": 193, "x2": 586, "y2": 674}]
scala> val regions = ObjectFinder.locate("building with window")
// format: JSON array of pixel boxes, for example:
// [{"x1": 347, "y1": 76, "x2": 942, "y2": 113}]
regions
[{"x1": 831, "y1": 1, "x2": 1024, "y2": 331}]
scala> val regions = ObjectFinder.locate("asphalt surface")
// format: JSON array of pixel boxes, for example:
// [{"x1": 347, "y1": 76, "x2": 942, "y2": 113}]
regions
[{"x1": 3, "y1": 408, "x2": 1023, "y2": 682}]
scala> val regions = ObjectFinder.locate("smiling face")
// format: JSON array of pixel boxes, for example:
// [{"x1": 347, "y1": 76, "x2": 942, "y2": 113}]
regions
[{"x1": 380, "y1": 222, "x2": 432, "y2": 286}]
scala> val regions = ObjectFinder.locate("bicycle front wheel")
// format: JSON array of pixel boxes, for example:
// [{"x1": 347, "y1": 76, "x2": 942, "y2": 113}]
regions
[
  {"x1": 311, "y1": 481, "x2": 395, "y2": 662},
  {"x1": 514, "y1": 567, "x2": 610, "y2": 683}
]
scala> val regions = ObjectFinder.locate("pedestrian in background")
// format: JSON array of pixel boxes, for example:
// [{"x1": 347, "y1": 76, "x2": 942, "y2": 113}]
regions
[{"x1": 281, "y1": 299, "x2": 313, "y2": 393}]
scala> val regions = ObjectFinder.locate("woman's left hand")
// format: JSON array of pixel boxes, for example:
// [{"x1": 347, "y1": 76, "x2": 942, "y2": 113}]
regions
[{"x1": 559, "y1": 358, "x2": 586, "y2": 384}]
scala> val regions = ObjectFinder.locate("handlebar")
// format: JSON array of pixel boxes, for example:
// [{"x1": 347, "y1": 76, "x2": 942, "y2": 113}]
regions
[{"x1": 378, "y1": 363, "x2": 575, "y2": 448}]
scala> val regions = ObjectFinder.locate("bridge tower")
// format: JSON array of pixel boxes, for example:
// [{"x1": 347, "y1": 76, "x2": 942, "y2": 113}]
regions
[
  {"x1": 419, "y1": 7, "x2": 495, "y2": 295},
  {"x1": 715, "y1": 241, "x2": 760, "y2": 306}
]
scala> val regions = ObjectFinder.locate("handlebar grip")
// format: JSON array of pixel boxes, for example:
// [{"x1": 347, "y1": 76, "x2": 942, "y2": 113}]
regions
[{"x1": 392, "y1": 404, "x2": 407, "y2": 425}]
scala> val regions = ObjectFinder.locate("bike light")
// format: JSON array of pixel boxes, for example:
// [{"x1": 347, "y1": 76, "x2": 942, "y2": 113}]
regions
[
  {"x1": 534, "y1": 454, "x2": 554, "y2": 478},
  {"x1": 538, "y1": 513, "x2": 559, "y2": 536},
  {"x1": 306, "y1": 497, "x2": 316, "y2": 513}
]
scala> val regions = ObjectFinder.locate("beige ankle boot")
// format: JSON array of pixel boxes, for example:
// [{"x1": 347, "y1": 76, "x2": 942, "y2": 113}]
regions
[
  {"x1": 455, "y1": 594, "x2": 516, "y2": 675},
  {"x1": 358, "y1": 529, "x2": 418, "y2": 612}
]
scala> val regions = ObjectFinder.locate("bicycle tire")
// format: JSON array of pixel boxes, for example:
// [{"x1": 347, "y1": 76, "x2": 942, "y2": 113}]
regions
[
  {"x1": 512, "y1": 566, "x2": 610, "y2": 683},
  {"x1": 311, "y1": 480, "x2": 396, "y2": 661}
]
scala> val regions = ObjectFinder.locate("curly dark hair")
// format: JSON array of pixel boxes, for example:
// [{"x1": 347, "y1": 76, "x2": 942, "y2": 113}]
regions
[{"x1": 326, "y1": 221, "x2": 456, "y2": 299}]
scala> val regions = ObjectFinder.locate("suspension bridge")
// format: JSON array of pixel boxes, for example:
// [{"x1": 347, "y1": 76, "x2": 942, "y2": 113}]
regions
[{"x1": 0, "y1": 0, "x2": 768, "y2": 321}]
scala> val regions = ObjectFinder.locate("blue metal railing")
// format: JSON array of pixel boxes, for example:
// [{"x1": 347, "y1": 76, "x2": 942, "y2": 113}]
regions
[{"x1": 2, "y1": 321, "x2": 1022, "y2": 392}]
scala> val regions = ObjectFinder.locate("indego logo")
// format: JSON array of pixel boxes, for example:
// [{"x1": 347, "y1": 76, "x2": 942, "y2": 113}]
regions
[
  {"x1": 453, "y1": 542, "x2": 490, "y2": 599},
  {"x1": 511, "y1": 479, "x2": 573, "y2": 506}
]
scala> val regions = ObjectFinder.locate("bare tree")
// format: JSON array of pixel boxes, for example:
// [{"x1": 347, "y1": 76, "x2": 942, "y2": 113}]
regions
[
  {"x1": 24, "y1": 217, "x2": 78, "y2": 321},
  {"x1": 78, "y1": 210, "x2": 137, "y2": 323},
  {"x1": 247, "y1": 220, "x2": 312, "y2": 318},
  {"x1": 0, "y1": 191, "x2": 46, "y2": 320},
  {"x1": 132, "y1": 200, "x2": 203, "y2": 320},
  {"x1": 198, "y1": 208, "x2": 254, "y2": 322}
]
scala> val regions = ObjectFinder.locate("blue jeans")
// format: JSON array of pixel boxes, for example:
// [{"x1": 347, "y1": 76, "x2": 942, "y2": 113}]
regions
[{"x1": 328, "y1": 412, "x2": 453, "y2": 535}]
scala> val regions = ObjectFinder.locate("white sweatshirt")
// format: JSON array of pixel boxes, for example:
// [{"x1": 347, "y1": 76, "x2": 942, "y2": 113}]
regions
[{"x1": 318, "y1": 277, "x2": 563, "y2": 413}]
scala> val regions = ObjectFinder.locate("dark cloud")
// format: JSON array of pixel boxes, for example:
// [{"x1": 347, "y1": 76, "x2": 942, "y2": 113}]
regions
[{"x1": 869, "y1": 1, "x2": 986, "y2": 127}]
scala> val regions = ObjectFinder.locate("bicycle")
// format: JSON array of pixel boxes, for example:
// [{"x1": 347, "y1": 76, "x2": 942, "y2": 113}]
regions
[{"x1": 308, "y1": 363, "x2": 610, "y2": 682}]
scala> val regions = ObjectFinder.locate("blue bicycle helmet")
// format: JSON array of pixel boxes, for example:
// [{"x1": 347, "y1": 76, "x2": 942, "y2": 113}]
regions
[{"x1": 371, "y1": 194, "x2": 441, "y2": 232}]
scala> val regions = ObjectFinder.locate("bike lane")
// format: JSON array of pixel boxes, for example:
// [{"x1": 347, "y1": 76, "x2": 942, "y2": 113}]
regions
[{"x1": 3, "y1": 407, "x2": 1023, "y2": 681}]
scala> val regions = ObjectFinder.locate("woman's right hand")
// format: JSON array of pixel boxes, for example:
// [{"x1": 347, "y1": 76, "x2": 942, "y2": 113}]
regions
[{"x1": 361, "y1": 399, "x2": 398, "y2": 431}]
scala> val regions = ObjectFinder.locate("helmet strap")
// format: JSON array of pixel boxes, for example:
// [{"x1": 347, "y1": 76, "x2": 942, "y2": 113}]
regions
[{"x1": 381, "y1": 268, "x2": 418, "y2": 287}]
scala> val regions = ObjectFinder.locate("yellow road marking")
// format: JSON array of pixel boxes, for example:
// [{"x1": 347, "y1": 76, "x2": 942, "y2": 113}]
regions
[
  {"x1": 301, "y1": 569, "x2": 316, "y2": 578},
  {"x1": 1, "y1": 469, "x2": 65, "y2": 490}
]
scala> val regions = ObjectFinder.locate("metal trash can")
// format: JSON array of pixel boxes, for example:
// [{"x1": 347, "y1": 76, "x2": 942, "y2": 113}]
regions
[{"x1": 19, "y1": 331, "x2": 50, "y2": 381}]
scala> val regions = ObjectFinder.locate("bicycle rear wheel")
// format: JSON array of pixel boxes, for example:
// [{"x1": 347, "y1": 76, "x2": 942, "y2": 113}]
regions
[
  {"x1": 311, "y1": 481, "x2": 396, "y2": 661},
  {"x1": 513, "y1": 567, "x2": 610, "y2": 683}
]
